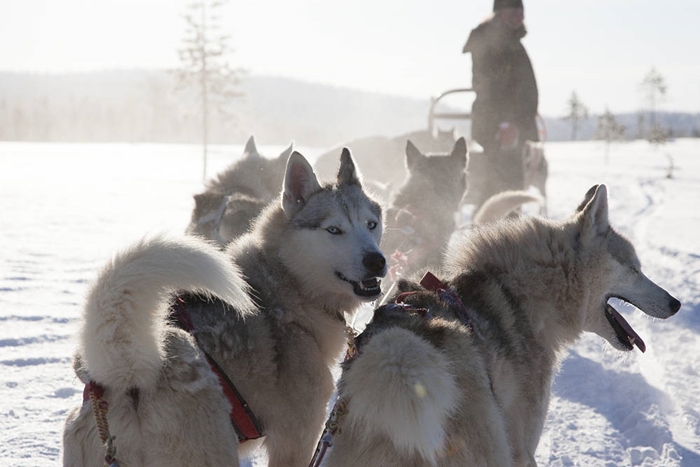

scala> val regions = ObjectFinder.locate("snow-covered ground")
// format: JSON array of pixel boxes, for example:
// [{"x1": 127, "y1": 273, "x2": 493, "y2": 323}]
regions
[{"x1": 1, "y1": 139, "x2": 698, "y2": 466}]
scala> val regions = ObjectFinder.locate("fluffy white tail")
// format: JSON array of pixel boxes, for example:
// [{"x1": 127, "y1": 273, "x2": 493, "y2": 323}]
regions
[
  {"x1": 472, "y1": 189, "x2": 543, "y2": 225},
  {"x1": 80, "y1": 234, "x2": 254, "y2": 390},
  {"x1": 341, "y1": 328, "x2": 458, "y2": 465}
]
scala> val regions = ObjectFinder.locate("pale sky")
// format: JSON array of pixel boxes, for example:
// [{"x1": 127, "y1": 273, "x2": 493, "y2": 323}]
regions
[{"x1": 1, "y1": 0, "x2": 699, "y2": 117}]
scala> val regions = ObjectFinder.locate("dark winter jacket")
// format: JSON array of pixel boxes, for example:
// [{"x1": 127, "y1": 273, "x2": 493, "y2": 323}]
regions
[{"x1": 463, "y1": 17, "x2": 539, "y2": 151}]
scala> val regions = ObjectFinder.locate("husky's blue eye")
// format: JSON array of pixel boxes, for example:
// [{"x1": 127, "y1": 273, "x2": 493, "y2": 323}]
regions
[
  {"x1": 326, "y1": 226, "x2": 342, "y2": 235},
  {"x1": 367, "y1": 221, "x2": 378, "y2": 230}
]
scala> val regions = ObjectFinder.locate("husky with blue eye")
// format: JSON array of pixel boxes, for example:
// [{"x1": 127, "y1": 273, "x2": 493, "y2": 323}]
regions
[{"x1": 63, "y1": 149, "x2": 387, "y2": 467}]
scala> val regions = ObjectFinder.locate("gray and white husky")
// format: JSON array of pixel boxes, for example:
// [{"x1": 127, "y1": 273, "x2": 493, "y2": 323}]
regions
[
  {"x1": 382, "y1": 137, "x2": 468, "y2": 281},
  {"x1": 186, "y1": 135, "x2": 293, "y2": 247},
  {"x1": 63, "y1": 149, "x2": 387, "y2": 467},
  {"x1": 314, "y1": 128, "x2": 457, "y2": 202},
  {"x1": 324, "y1": 184, "x2": 680, "y2": 467}
]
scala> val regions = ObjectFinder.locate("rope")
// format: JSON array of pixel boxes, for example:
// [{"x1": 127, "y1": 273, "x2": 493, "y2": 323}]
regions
[
  {"x1": 308, "y1": 329, "x2": 356, "y2": 467},
  {"x1": 309, "y1": 395, "x2": 350, "y2": 467},
  {"x1": 88, "y1": 382, "x2": 120, "y2": 467}
]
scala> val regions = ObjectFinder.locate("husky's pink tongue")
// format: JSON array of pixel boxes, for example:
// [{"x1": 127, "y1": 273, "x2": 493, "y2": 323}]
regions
[{"x1": 610, "y1": 306, "x2": 646, "y2": 353}]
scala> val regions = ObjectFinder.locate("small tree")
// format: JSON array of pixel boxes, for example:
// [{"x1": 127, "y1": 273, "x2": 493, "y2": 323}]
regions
[
  {"x1": 639, "y1": 68, "x2": 674, "y2": 178},
  {"x1": 640, "y1": 67, "x2": 666, "y2": 131},
  {"x1": 175, "y1": 0, "x2": 245, "y2": 180},
  {"x1": 562, "y1": 91, "x2": 589, "y2": 141},
  {"x1": 636, "y1": 112, "x2": 646, "y2": 140},
  {"x1": 595, "y1": 108, "x2": 626, "y2": 164}
]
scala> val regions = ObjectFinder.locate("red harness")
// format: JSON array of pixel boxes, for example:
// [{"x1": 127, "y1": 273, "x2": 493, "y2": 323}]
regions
[
  {"x1": 170, "y1": 297, "x2": 263, "y2": 442},
  {"x1": 83, "y1": 297, "x2": 263, "y2": 446}
]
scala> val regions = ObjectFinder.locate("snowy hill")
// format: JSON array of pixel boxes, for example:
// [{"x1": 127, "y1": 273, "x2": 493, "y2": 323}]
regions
[
  {"x1": 1, "y1": 139, "x2": 699, "y2": 466},
  {"x1": 1, "y1": 70, "x2": 698, "y2": 146}
]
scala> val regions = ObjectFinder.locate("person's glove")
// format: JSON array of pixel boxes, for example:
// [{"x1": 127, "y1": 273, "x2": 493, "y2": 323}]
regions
[{"x1": 496, "y1": 122, "x2": 520, "y2": 150}]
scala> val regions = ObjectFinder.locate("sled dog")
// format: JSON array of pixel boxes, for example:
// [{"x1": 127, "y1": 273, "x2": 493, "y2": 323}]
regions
[
  {"x1": 187, "y1": 135, "x2": 293, "y2": 247},
  {"x1": 314, "y1": 128, "x2": 457, "y2": 202},
  {"x1": 382, "y1": 139, "x2": 536, "y2": 282},
  {"x1": 325, "y1": 184, "x2": 681, "y2": 467},
  {"x1": 471, "y1": 189, "x2": 543, "y2": 225},
  {"x1": 382, "y1": 137, "x2": 468, "y2": 281},
  {"x1": 63, "y1": 149, "x2": 387, "y2": 467},
  {"x1": 463, "y1": 141, "x2": 548, "y2": 216}
]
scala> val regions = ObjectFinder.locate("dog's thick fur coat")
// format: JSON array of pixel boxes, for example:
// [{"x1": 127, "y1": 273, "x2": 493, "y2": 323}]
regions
[
  {"x1": 382, "y1": 137, "x2": 468, "y2": 280},
  {"x1": 63, "y1": 150, "x2": 387, "y2": 467},
  {"x1": 325, "y1": 184, "x2": 680, "y2": 467},
  {"x1": 187, "y1": 135, "x2": 293, "y2": 247},
  {"x1": 63, "y1": 235, "x2": 255, "y2": 466},
  {"x1": 324, "y1": 294, "x2": 513, "y2": 467},
  {"x1": 314, "y1": 129, "x2": 457, "y2": 201}
]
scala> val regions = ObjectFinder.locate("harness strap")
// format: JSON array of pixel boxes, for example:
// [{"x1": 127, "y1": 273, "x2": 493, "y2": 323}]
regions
[
  {"x1": 386, "y1": 204, "x2": 436, "y2": 282},
  {"x1": 84, "y1": 382, "x2": 120, "y2": 466},
  {"x1": 196, "y1": 194, "x2": 229, "y2": 226},
  {"x1": 308, "y1": 328, "x2": 357, "y2": 467},
  {"x1": 309, "y1": 273, "x2": 475, "y2": 466},
  {"x1": 308, "y1": 393, "x2": 349, "y2": 467},
  {"x1": 171, "y1": 297, "x2": 264, "y2": 443},
  {"x1": 309, "y1": 302, "x2": 435, "y2": 467},
  {"x1": 81, "y1": 297, "x2": 263, "y2": 462},
  {"x1": 196, "y1": 194, "x2": 229, "y2": 246},
  {"x1": 419, "y1": 271, "x2": 475, "y2": 333}
]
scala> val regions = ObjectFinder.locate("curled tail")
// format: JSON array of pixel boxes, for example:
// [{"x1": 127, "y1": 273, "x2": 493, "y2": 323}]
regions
[
  {"x1": 80, "y1": 234, "x2": 254, "y2": 390},
  {"x1": 341, "y1": 328, "x2": 458, "y2": 464},
  {"x1": 472, "y1": 189, "x2": 543, "y2": 225}
]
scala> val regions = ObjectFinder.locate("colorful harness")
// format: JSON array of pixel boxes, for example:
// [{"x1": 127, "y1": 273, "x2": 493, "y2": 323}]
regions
[
  {"x1": 170, "y1": 296, "x2": 264, "y2": 442},
  {"x1": 82, "y1": 296, "x2": 263, "y2": 466},
  {"x1": 309, "y1": 271, "x2": 474, "y2": 466}
]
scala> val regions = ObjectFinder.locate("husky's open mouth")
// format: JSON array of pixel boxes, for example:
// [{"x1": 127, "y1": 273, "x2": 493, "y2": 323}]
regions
[
  {"x1": 336, "y1": 272, "x2": 382, "y2": 298},
  {"x1": 604, "y1": 301, "x2": 646, "y2": 353}
]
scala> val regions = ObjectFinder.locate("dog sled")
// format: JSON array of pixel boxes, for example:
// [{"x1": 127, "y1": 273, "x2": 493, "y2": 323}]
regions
[{"x1": 428, "y1": 88, "x2": 548, "y2": 215}]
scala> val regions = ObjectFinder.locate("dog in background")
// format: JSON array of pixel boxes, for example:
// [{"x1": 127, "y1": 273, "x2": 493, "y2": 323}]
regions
[
  {"x1": 463, "y1": 141, "x2": 548, "y2": 216},
  {"x1": 187, "y1": 135, "x2": 293, "y2": 247},
  {"x1": 314, "y1": 128, "x2": 457, "y2": 202},
  {"x1": 382, "y1": 137, "x2": 468, "y2": 282},
  {"x1": 382, "y1": 138, "x2": 541, "y2": 285}
]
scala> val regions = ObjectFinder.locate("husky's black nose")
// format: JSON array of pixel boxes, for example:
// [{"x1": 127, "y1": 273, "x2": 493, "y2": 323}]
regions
[{"x1": 363, "y1": 252, "x2": 386, "y2": 275}]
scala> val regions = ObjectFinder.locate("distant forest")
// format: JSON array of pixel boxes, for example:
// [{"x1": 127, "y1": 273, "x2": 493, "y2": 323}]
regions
[{"x1": 1, "y1": 70, "x2": 698, "y2": 147}]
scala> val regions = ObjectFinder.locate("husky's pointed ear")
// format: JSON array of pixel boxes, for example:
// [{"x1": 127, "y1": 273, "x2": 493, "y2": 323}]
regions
[
  {"x1": 282, "y1": 151, "x2": 321, "y2": 217},
  {"x1": 244, "y1": 135, "x2": 260, "y2": 158},
  {"x1": 337, "y1": 147, "x2": 362, "y2": 186},
  {"x1": 578, "y1": 184, "x2": 610, "y2": 238},
  {"x1": 279, "y1": 140, "x2": 294, "y2": 160},
  {"x1": 405, "y1": 140, "x2": 423, "y2": 170},
  {"x1": 450, "y1": 137, "x2": 468, "y2": 166},
  {"x1": 575, "y1": 185, "x2": 598, "y2": 212}
]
